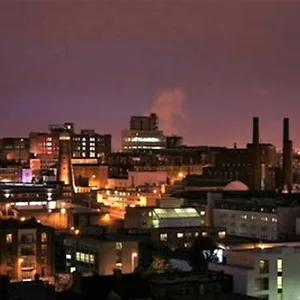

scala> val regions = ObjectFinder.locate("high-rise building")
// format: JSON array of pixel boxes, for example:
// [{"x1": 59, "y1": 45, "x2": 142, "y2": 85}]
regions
[
  {"x1": 130, "y1": 113, "x2": 158, "y2": 131},
  {"x1": 72, "y1": 130, "x2": 111, "y2": 162},
  {"x1": 122, "y1": 113, "x2": 166, "y2": 151},
  {"x1": 29, "y1": 124, "x2": 111, "y2": 172},
  {"x1": 29, "y1": 132, "x2": 59, "y2": 158},
  {"x1": 166, "y1": 135, "x2": 183, "y2": 149}
]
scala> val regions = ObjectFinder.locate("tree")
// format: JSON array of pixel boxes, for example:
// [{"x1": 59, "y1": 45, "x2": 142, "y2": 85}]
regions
[
  {"x1": 188, "y1": 236, "x2": 217, "y2": 272},
  {"x1": 147, "y1": 256, "x2": 168, "y2": 274}
]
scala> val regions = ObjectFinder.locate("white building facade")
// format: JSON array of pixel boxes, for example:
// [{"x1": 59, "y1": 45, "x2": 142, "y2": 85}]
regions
[{"x1": 209, "y1": 246, "x2": 300, "y2": 300}]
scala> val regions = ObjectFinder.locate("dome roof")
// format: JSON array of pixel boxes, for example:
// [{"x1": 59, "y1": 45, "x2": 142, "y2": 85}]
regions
[{"x1": 223, "y1": 181, "x2": 249, "y2": 191}]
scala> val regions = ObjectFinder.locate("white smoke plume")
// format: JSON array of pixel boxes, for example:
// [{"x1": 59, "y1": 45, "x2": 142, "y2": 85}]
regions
[{"x1": 147, "y1": 88, "x2": 187, "y2": 135}]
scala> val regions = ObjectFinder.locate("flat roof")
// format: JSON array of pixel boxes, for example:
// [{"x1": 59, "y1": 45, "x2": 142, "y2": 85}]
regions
[
  {"x1": 0, "y1": 217, "x2": 51, "y2": 229},
  {"x1": 153, "y1": 207, "x2": 200, "y2": 219}
]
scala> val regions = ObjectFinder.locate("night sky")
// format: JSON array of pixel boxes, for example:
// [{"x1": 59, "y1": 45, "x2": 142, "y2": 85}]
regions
[{"x1": 1, "y1": 0, "x2": 300, "y2": 150}]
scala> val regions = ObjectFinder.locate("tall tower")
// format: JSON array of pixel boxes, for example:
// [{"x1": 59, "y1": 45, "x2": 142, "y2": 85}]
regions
[
  {"x1": 57, "y1": 133, "x2": 75, "y2": 193},
  {"x1": 282, "y1": 118, "x2": 292, "y2": 191},
  {"x1": 252, "y1": 117, "x2": 261, "y2": 190}
]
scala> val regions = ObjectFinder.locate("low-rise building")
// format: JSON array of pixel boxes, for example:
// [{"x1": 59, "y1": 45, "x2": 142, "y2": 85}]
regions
[
  {"x1": 0, "y1": 218, "x2": 55, "y2": 282},
  {"x1": 73, "y1": 163, "x2": 108, "y2": 188},
  {"x1": 124, "y1": 206, "x2": 206, "y2": 229},
  {"x1": 207, "y1": 192, "x2": 300, "y2": 241},
  {"x1": 64, "y1": 230, "x2": 139, "y2": 276},
  {"x1": 209, "y1": 246, "x2": 300, "y2": 300}
]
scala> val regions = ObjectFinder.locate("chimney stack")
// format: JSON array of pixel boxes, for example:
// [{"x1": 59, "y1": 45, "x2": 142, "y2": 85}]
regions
[
  {"x1": 282, "y1": 118, "x2": 293, "y2": 191},
  {"x1": 252, "y1": 117, "x2": 261, "y2": 190},
  {"x1": 57, "y1": 133, "x2": 75, "y2": 194}
]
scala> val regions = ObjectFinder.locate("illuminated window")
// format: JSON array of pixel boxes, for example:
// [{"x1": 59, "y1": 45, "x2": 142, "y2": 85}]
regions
[
  {"x1": 202, "y1": 232, "x2": 208, "y2": 237},
  {"x1": 6, "y1": 234, "x2": 12, "y2": 243},
  {"x1": 41, "y1": 232, "x2": 47, "y2": 243},
  {"x1": 259, "y1": 260, "x2": 269, "y2": 274},
  {"x1": 277, "y1": 276, "x2": 282, "y2": 289},
  {"x1": 177, "y1": 233, "x2": 184, "y2": 238},
  {"x1": 218, "y1": 231, "x2": 226, "y2": 239},
  {"x1": 89, "y1": 254, "x2": 95, "y2": 263},
  {"x1": 184, "y1": 242, "x2": 191, "y2": 248},
  {"x1": 277, "y1": 259, "x2": 282, "y2": 272},
  {"x1": 160, "y1": 233, "x2": 168, "y2": 242},
  {"x1": 116, "y1": 242, "x2": 123, "y2": 250},
  {"x1": 115, "y1": 262, "x2": 122, "y2": 269},
  {"x1": 76, "y1": 252, "x2": 80, "y2": 261},
  {"x1": 75, "y1": 251, "x2": 94, "y2": 264},
  {"x1": 195, "y1": 232, "x2": 199, "y2": 237}
]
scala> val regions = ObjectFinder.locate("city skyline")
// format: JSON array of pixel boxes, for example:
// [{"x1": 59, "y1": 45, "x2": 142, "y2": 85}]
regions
[{"x1": 1, "y1": 1, "x2": 300, "y2": 149}]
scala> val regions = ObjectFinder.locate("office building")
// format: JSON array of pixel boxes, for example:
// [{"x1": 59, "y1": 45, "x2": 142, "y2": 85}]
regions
[
  {"x1": 122, "y1": 113, "x2": 166, "y2": 151},
  {"x1": 166, "y1": 135, "x2": 183, "y2": 149},
  {"x1": 122, "y1": 129, "x2": 166, "y2": 151},
  {"x1": 130, "y1": 113, "x2": 158, "y2": 131},
  {"x1": 72, "y1": 130, "x2": 111, "y2": 161},
  {"x1": 30, "y1": 124, "x2": 111, "y2": 170}
]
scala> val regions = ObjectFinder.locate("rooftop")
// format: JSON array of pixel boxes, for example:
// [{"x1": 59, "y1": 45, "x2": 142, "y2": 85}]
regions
[
  {"x1": 0, "y1": 217, "x2": 50, "y2": 230},
  {"x1": 153, "y1": 207, "x2": 201, "y2": 219}
]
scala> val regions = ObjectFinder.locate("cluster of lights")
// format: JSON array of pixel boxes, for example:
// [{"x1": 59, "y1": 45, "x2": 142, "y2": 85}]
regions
[
  {"x1": 70, "y1": 227, "x2": 80, "y2": 235},
  {"x1": 124, "y1": 137, "x2": 161, "y2": 143}
]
